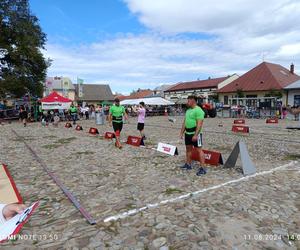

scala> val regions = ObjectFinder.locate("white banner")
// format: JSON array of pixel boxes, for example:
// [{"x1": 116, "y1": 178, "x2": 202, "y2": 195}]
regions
[
  {"x1": 157, "y1": 142, "x2": 178, "y2": 156},
  {"x1": 42, "y1": 102, "x2": 71, "y2": 110}
]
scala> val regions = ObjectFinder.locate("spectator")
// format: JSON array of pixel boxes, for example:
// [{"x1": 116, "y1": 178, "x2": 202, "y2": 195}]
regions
[{"x1": 19, "y1": 106, "x2": 28, "y2": 127}]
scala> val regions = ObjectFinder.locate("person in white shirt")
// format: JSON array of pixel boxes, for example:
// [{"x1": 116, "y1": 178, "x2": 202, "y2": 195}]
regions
[{"x1": 0, "y1": 203, "x2": 26, "y2": 224}]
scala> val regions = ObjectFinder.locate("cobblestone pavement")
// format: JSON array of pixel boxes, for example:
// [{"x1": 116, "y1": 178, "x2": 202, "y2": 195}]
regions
[{"x1": 0, "y1": 116, "x2": 299, "y2": 249}]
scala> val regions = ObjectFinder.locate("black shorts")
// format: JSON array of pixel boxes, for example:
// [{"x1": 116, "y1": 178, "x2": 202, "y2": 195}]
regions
[
  {"x1": 185, "y1": 133, "x2": 203, "y2": 148},
  {"x1": 112, "y1": 122, "x2": 123, "y2": 132},
  {"x1": 137, "y1": 123, "x2": 144, "y2": 131}
]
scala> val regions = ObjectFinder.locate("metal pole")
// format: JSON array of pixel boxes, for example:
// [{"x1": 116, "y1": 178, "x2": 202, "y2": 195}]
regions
[{"x1": 11, "y1": 129, "x2": 96, "y2": 225}]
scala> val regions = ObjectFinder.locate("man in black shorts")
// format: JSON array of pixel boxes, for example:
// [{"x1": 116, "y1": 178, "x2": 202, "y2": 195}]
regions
[
  {"x1": 137, "y1": 102, "x2": 146, "y2": 139},
  {"x1": 109, "y1": 98, "x2": 128, "y2": 148},
  {"x1": 180, "y1": 96, "x2": 206, "y2": 176}
]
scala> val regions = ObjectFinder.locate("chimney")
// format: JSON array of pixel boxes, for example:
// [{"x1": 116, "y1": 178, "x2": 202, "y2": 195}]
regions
[{"x1": 290, "y1": 63, "x2": 294, "y2": 74}]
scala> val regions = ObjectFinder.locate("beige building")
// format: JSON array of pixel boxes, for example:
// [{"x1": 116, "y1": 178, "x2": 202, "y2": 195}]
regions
[
  {"x1": 44, "y1": 77, "x2": 76, "y2": 101},
  {"x1": 218, "y1": 62, "x2": 300, "y2": 106},
  {"x1": 164, "y1": 74, "x2": 239, "y2": 104}
]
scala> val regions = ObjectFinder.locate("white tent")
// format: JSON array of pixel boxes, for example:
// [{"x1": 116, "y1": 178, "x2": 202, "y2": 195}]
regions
[{"x1": 120, "y1": 97, "x2": 175, "y2": 106}]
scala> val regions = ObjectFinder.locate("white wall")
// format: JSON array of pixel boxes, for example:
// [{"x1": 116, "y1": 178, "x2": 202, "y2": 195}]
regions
[
  {"x1": 287, "y1": 89, "x2": 300, "y2": 106},
  {"x1": 217, "y1": 74, "x2": 239, "y2": 89}
]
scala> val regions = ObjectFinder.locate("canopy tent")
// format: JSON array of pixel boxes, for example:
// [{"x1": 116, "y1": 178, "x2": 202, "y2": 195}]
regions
[
  {"x1": 40, "y1": 91, "x2": 72, "y2": 110},
  {"x1": 120, "y1": 97, "x2": 175, "y2": 106}
]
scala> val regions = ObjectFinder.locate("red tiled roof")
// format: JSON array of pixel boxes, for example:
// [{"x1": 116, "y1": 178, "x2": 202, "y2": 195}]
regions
[
  {"x1": 166, "y1": 76, "x2": 229, "y2": 92},
  {"x1": 114, "y1": 95, "x2": 128, "y2": 101},
  {"x1": 218, "y1": 62, "x2": 300, "y2": 93},
  {"x1": 126, "y1": 89, "x2": 154, "y2": 99}
]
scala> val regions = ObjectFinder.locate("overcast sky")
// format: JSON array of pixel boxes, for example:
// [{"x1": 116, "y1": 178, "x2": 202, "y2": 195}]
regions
[{"x1": 30, "y1": 0, "x2": 300, "y2": 94}]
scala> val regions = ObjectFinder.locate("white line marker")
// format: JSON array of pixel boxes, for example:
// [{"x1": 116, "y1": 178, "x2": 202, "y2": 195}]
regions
[{"x1": 103, "y1": 161, "x2": 299, "y2": 222}]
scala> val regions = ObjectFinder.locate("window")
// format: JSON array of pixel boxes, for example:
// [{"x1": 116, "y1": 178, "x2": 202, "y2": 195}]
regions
[
  {"x1": 224, "y1": 96, "x2": 228, "y2": 105},
  {"x1": 294, "y1": 95, "x2": 300, "y2": 107},
  {"x1": 246, "y1": 95, "x2": 257, "y2": 107}
]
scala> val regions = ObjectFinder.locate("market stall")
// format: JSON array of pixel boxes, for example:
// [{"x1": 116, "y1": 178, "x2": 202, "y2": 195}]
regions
[{"x1": 40, "y1": 91, "x2": 72, "y2": 110}]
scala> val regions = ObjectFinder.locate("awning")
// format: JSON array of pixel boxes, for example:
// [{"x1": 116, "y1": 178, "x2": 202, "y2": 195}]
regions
[
  {"x1": 121, "y1": 97, "x2": 175, "y2": 106},
  {"x1": 40, "y1": 91, "x2": 72, "y2": 110},
  {"x1": 175, "y1": 99, "x2": 187, "y2": 104}
]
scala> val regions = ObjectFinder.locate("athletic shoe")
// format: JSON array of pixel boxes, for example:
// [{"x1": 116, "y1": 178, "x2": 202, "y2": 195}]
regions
[
  {"x1": 181, "y1": 163, "x2": 192, "y2": 170},
  {"x1": 196, "y1": 167, "x2": 207, "y2": 176},
  {"x1": 115, "y1": 141, "x2": 122, "y2": 149}
]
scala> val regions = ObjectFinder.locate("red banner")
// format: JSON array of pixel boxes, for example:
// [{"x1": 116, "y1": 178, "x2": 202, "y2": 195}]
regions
[
  {"x1": 232, "y1": 125, "x2": 249, "y2": 133},
  {"x1": 104, "y1": 132, "x2": 115, "y2": 139},
  {"x1": 234, "y1": 119, "x2": 245, "y2": 124},
  {"x1": 191, "y1": 148, "x2": 223, "y2": 166},
  {"x1": 126, "y1": 136, "x2": 144, "y2": 147},
  {"x1": 266, "y1": 118, "x2": 278, "y2": 124},
  {"x1": 89, "y1": 127, "x2": 99, "y2": 135}
]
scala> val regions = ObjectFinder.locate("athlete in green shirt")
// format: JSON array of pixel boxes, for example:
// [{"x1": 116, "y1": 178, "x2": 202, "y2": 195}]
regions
[
  {"x1": 109, "y1": 98, "x2": 128, "y2": 148},
  {"x1": 69, "y1": 103, "x2": 78, "y2": 124},
  {"x1": 180, "y1": 95, "x2": 206, "y2": 176}
]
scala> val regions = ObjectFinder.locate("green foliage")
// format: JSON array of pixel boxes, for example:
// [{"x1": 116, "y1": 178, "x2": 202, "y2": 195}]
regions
[
  {"x1": 236, "y1": 88, "x2": 245, "y2": 98},
  {"x1": 264, "y1": 89, "x2": 283, "y2": 98},
  {"x1": 0, "y1": 0, "x2": 51, "y2": 99}
]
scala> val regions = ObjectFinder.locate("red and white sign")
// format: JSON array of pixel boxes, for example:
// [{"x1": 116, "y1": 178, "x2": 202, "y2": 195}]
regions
[
  {"x1": 126, "y1": 136, "x2": 144, "y2": 147},
  {"x1": 232, "y1": 125, "x2": 249, "y2": 133},
  {"x1": 191, "y1": 148, "x2": 223, "y2": 166},
  {"x1": 233, "y1": 119, "x2": 245, "y2": 124},
  {"x1": 65, "y1": 122, "x2": 72, "y2": 128},
  {"x1": 89, "y1": 127, "x2": 99, "y2": 135},
  {"x1": 266, "y1": 118, "x2": 278, "y2": 124},
  {"x1": 157, "y1": 142, "x2": 178, "y2": 156},
  {"x1": 0, "y1": 201, "x2": 39, "y2": 243},
  {"x1": 104, "y1": 132, "x2": 115, "y2": 139},
  {"x1": 75, "y1": 125, "x2": 83, "y2": 131}
]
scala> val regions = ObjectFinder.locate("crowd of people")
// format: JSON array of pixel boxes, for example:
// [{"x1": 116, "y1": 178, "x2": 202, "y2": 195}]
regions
[{"x1": 228, "y1": 103, "x2": 299, "y2": 119}]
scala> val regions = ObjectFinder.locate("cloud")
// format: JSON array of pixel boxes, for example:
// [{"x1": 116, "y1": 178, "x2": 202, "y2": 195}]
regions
[
  {"x1": 44, "y1": 33, "x2": 299, "y2": 93},
  {"x1": 44, "y1": 0, "x2": 300, "y2": 93},
  {"x1": 124, "y1": 0, "x2": 300, "y2": 35},
  {"x1": 45, "y1": 35, "x2": 241, "y2": 93}
]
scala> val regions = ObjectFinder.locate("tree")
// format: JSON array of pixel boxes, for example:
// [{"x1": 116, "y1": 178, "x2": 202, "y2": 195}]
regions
[
  {"x1": 236, "y1": 88, "x2": 245, "y2": 98},
  {"x1": 264, "y1": 89, "x2": 283, "y2": 98},
  {"x1": 0, "y1": 0, "x2": 50, "y2": 99}
]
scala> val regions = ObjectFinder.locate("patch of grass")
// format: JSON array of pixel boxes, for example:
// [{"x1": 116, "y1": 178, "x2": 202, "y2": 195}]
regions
[
  {"x1": 12, "y1": 136, "x2": 36, "y2": 142},
  {"x1": 55, "y1": 137, "x2": 77, "y2": 144},
  {"x1": 77, "y1": 151, "x2": 95, "y2": 155},
  {"x1": 43, "y1": 135, "x2": 57, "y2": 139},
  {"x1": 284, "y1": 154, "x2": 300, "y2": 161},
  {"x1": 42, "y1": 137, "x2": 77, "y2": 149},
  {"x1": 103, "y1": 220, "x2": 119, "y2": 235},
  {"x1": 42, "y1": 144, "x2": 59, "y2": 149},
  {"x1": 125, "y1": 203, "x2": 136, "y2": 210},
  {"x1": 164, "y1": 187, "x2": 183, "y2": 195},
  {"x1": 212, "y1": 145, "x2": 232, "y2": 151}
]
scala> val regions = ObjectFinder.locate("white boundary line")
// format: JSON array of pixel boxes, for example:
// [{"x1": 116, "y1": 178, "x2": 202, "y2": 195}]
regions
[{"x1": 104, "y1": 161, "x2": 299, "y2": 222}]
